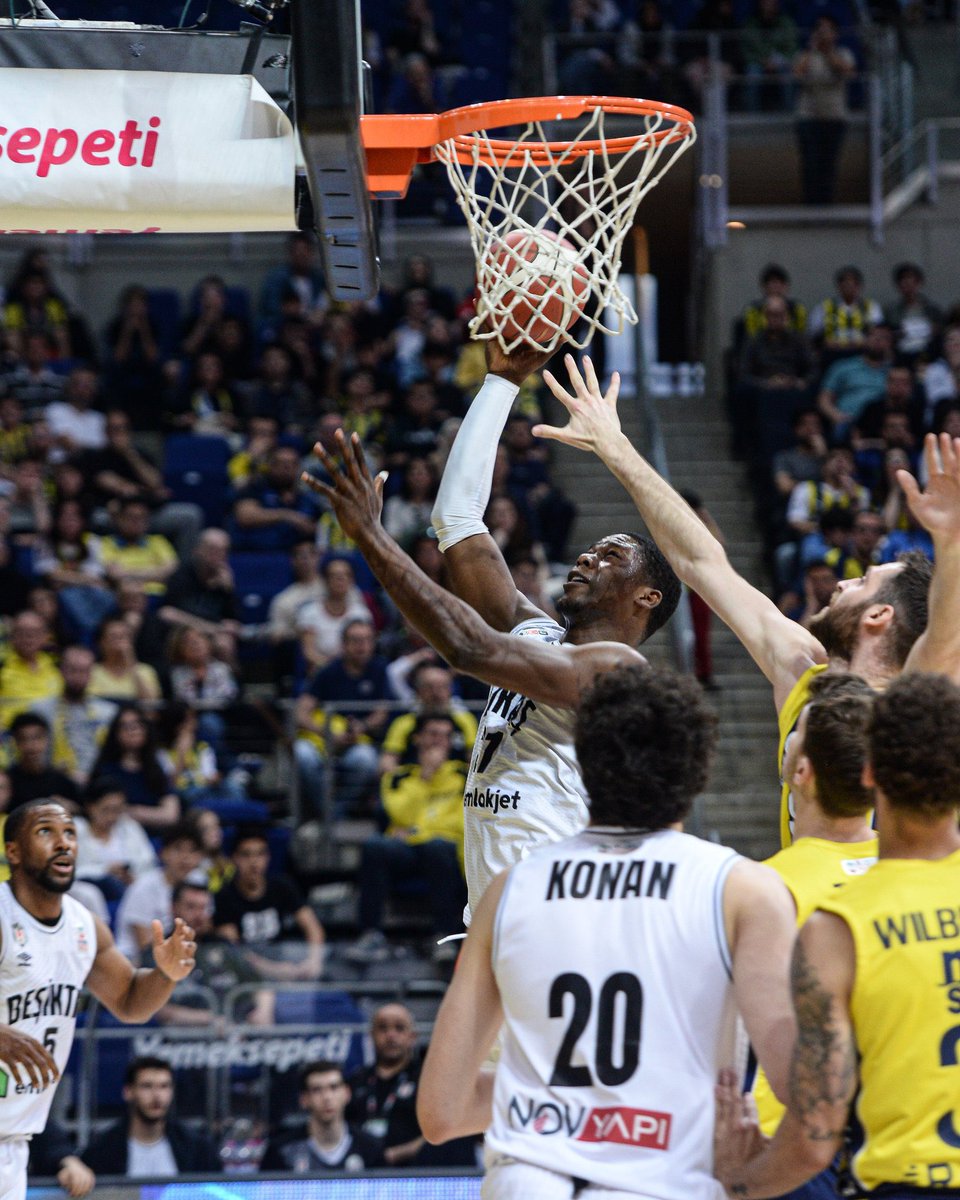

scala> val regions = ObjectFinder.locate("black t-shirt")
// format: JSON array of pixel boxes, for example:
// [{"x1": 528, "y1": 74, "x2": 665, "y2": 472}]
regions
[
  {"x1": 213, "y1": 877, "x2": 305, "y2": 944},
  {"x1": 260, "y1": 1126, "x2": 384, "y2": 1172},
  {"x1": 345, "y1": 1058, "x2": 422, "y2": 1149},
  {"x1": 164, "y1": 562, "x2": 237, "y2": 624},
  {"x1": 8, "y1": 765, "x2": 79, "y2": 811},
  {"x1": 81, "y1": 446, "x2": 160, "y2": 508}
]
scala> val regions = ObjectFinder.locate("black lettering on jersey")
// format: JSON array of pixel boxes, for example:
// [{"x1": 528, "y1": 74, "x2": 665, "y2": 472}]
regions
[
  {"x1": 483, "y1": 688, "x2": 537, "y2": 736},
  {"x1": 874, "y1": 907, "x2": 960, "y2": 950},
  {"x1": 545, "y1": 858, "x2": 677, "y2": 902},
  {"x1": 942, "y1": 950, "x2": 960, "y2": 988},
  {"x1": 6, "y1": 983, "x2": 80, "y2": 1025}
]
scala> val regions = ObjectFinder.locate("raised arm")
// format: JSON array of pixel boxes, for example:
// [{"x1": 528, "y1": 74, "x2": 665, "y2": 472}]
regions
[
  {"x1": 85, "y1": 916, "x2": 196, "y2": 1023},
  {"x1": 303, "y1": 432, "x2": 645, "y2": 708},
  {"x1": 536, "y1": 357, "x2": 826, "y2": 709},
  {"x1": 431, "y1": 340, "x2": 553, "y2": 632},
  {"x1": 899, "y1": 433, "x2": 960, "y2": 682}
]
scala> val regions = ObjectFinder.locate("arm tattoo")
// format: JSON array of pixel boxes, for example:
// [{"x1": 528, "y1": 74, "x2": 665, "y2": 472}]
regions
[{"x1": 787, "y1": 936, "x2": 856, "y2": 1143}]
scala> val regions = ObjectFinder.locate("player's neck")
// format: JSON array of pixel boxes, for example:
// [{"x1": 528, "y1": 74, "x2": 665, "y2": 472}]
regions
[
  {"x1": 793, "y1": 807, "x2": 873, "y2": 843},
  {"x1": 562, "y1": 613, "x2": 632, "y2": 646},
  {"x1": 9, "y1": 875, "x2": 63, "y2": 923},
  {"x1": 845, "y1": 642, "x2": 897, "y2": 690},
  {"x1": 878, "y1": 808, "x2": 960, "y2": 861}
]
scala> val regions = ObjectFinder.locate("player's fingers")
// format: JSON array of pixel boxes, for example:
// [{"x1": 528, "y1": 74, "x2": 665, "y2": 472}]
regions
[
  {"x1": 531, "y1": 424, "x2": 566, "y2": 443},
  {"x1": 349, "y1": 432, "x2": 373, "y2": 484},
  {"x1": 541, "y1": 370, "x2": 576, "y2": 411},
  {"x1": 604, "y1": 370, "x2": 621, "y2": 407},
  {"x1": 300, "y1": 472, "x2": 335, "y2": 503},
  {"x1": 941, "y1": 431, "x2": 960, "y2": 476},
  {"x1": 375, "y1": 471, "x2": 388, "y2": 504},
  {"x1": 582, "y1": 355, "x2": 600, "y2": 396},
  {"x1": 923, "y1": 431, "x2": 941, "y2": 479},
  {"x1": 897, "y1": 468, "x2": 922, "y2": 506},
  {"x1": 311, "y1": 439, "x2": 342, "y2": 480},
  {"x1": 151, "y1": 918, "x2": 165, "y2": 946},
  {"x1": 564, "y1": 353, "x2": 587, "y2": 397}
]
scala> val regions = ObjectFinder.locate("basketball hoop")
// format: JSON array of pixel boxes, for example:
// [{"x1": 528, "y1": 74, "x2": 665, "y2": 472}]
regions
[{"x1": 361, "y1": 96, "x2": 696, "y2": 351}]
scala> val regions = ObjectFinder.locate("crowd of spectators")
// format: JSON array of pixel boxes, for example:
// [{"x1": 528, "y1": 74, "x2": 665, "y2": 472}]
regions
[{"x1": 728, "y1": 258, "x2": 952, "y2": 618}]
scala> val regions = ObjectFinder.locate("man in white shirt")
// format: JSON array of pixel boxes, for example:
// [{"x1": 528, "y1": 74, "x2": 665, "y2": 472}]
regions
[
  {"x1": 44, "y1": 366, "x2": 106, "y2": 460},
  {"x1": 114, "y1": 826, "x2": 202, "y2": 960}
]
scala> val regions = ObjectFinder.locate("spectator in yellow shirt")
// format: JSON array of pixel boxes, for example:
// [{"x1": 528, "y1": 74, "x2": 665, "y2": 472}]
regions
[
  {"x1": 0, "y1": 610, "x2": 61, "y2": 726},
  {"x1": 89, "y1": 616, "x2": 162, "y2": 703},
  {"x1": 97, "y1": 497, "x2": 178, "y2": 597},
  {"x1": 348, "y1": 712, "x2": 467, "y2": 965},
  {"x1": 379, "y1": 662, "x2": 477, "y2": 774}
]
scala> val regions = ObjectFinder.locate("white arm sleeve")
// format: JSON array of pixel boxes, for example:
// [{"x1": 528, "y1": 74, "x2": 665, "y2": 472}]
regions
[{"x1": 431, "y1": 372, "x2": 519, "y2": 553}]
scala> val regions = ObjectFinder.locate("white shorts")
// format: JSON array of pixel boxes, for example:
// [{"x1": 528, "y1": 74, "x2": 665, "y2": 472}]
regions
[
  {"x1": 0, "y1": 1139, "x2": 29, "y2": 1200},
  {"x1": 482, "y1": 1150, "x2": 648, "y2": 1200}
]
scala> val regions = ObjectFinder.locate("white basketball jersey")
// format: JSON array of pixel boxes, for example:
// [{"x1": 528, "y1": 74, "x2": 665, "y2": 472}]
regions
[
  {"x1": 462, "y1": 617, "x2": 588, "y2": 924},
  {"x1": 0, "y1": 883, "x2": 97, "y2": 1136},
  {"x1": 489, "y1": 827, "x2": 740, "y2": 1198}
]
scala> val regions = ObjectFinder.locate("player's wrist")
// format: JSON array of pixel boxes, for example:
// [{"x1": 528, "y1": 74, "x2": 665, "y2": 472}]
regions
[{"x1": 483, "y1": 371, "x2": 522, "y2": 396}]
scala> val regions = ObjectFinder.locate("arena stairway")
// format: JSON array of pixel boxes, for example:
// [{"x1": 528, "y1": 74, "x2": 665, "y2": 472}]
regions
[{"x1": 551, "y1": 380, "x2": 781, "y2": 861}]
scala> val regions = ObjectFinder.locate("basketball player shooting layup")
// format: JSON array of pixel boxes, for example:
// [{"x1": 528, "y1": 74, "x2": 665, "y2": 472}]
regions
[
  {"x1": 416, "y1": 664, "x2": 797, "y2": 1200},
  {"x1": 304, "y1": 341, "x2": 681, "y2": 925},
  {"x1": 534, "y1": 359, "x2": 960, "y2": 845},
  {"x1": 0, "y1": 800, "x2": 196, "y2": 1200}
]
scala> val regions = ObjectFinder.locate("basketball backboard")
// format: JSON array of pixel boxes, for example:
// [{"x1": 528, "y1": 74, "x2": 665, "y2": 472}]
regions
[{"x1": 290, "y1": 0, "x2": 379, "y2": 301}]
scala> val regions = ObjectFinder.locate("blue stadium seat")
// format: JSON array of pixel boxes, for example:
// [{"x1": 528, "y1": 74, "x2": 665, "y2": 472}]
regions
[
  {"x1": 163, "y1": 433, "x2": 231, "y2": 527},
  {"x1": 229, "y1": 552, "x2": 294, "y2": 626},
  {"x1": 147, "y1": 287, "x2": 183, "y2": 359}
]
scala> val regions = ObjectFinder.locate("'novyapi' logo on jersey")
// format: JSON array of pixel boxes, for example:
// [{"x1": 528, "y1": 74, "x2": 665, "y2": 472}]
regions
[{"x1": 509, "y1": 1096, "x2": 672, "y2": 1150}]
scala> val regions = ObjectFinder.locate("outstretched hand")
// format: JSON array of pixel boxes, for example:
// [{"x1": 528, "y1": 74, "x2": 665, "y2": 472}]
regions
[
  {"x1": 713, "y1": 1068, "x2": 766, "y2": 1187},
  {"x1": 153, "y1": 917, "x2": 197, "y2": 983},
  {"x1": 898, "y1": 433, "x2": 960, "y2": 541},
  {"x1": 484, "y1": 334, "x2": 555, "y2": 386},
  {"x1": 301, "y1": 430, "x2": 387, "y2": 543},
  {"x1": 534, "y1": 354, "x2": 623, "y2": 454}
]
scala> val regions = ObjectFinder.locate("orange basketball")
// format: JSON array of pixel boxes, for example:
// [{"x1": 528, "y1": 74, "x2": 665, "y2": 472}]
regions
[{"x1": 483, "y1": 229, "x2": 590, "y2": 346}]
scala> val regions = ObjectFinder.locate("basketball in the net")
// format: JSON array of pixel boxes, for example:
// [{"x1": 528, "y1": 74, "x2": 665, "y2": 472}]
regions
[{"x1": 482, "y1": 229, "x2": 590, "y2": 347}]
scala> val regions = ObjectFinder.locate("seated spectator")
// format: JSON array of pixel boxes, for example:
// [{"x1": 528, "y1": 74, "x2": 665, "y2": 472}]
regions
[
  {"x1": 297, "y1": 557, "x2": 374, "y2": 675},
  {"x1": 232, "y1": 443, "x2": 322, "y2": 552},
  {"x1": 921, "y1": 325, "x2": 960, "y2": 428},
  {"x1": 213, "y1": 313, "x2": 257, "y2": 382},
  {"x1": 7, "y1": 711, "x2": 78, "y2": 811},
  {"x1": 159, "y1": 528, "x2": 240, "y2": 665},
  {"x1": 418, "y1": 339, "x2": 465, "y2": 419},
  {"x1": 5, "y1": 457, "x2": 52, "y2": 543},
  {"x1": 241, "y1": 344, "x2": 314, "y2": 433},
  {"x1": 4, "y1": 332, "x2": 64, "y2": 416},
  {"x1": 98, "y1": 497, "x2": 178, "y2": 598},
  {"x1": 852, "y1": 363, "x2": 922, "y2": 443},
  {"x1": 114, "y1": 577, "x2": 168, "y2": 674},
  {"x1": 349, "y1": 712, "x2": 466, "y2": 965},
  {"x1": 0, "y1": 500, "x2": 31, "y2": 619},
  {"x1": 501, "y1": 414, "x2": 576, "y2": 563},
  {"x1": 34, "y1": 499, "x2": 115, "y2": 645},
  {"x1": 771, "y1": 408, "x2": 827, "y2": 500},
  {"x1": 0, "y1": 610, "x2": 61, "y2": 726},
  {"x1": 824, "y1": 509, "x2": 887, "y2": 579},
  {"x1": 736, "y1": 263, "x2": 807, "y2": 353},
  {"x1": 778, "y1": 448, "x2": 869, "y2": 587},
  {"x1": 28, "y1": 1119, "x2": 95, "y2": 1196},
  {"x1": 34, "y1": 644, "x2": 117, "y2": 786},
  {"x1": 103, "y1": 285, "x2": 163, "y2": 428},
  {"x1": 382, "y1": 457, "x2": 437, "y2": 547},
  {"x1": 855, "y1": 413, "x2": 919, "y2": 503},
  {"x1": 741, "y1": 0, "x2": 797, "y2": 112},
  {"x1": 83, "y1": 409, "x2": 202, "y2": 559},
  {"x1": 346, "y1": 1004, "x2": 426, "y2": 1167},
  {"x1": 213, "y1": 827, "x2": 325, "y2": 980},
  {"x1": 386, "y1": 51, "x2": 445, "y2": 116},
  {"x1": 780, "y1": 558, "x2": 840, "y2": 628},
  {"x1": 879, "y1": 495, "x2": 934, "y2": 562},
  {"x1": 262, "y1": 1061, "x2": 383, "y2": 1172},
  {"x1": 74, "y1": 776, "x2": 158, "y2": 900},
  {"x1": 227, "y1": 414, "x2": 280, "y2": 491},
  {"x1": 385, "y1": 380, "x2": 444, "y2": 468},
  {"x1": 169, "y1": 351, "x2": 240, "y2": 439},
  {"x1": 380, "y1": 662, "x2": 477, "y2": 772},
  {"x1": 260, "y1": 232, "x2": 326, "y2": 329},
  {"x1": 83, "y1": 1057, "x2": 221, "y2": 1177},
  {"x1": 153, "y1": 880, "x2": 274, "y2": 1026},
  {"x1": 295, "y1": 618, "x2": 396, "y2": 818},
  {"x1": 45, "y1": 367, "x2": 106, "y2": 459},
  {"x1": 90, "y1": 703, "x2": 179, "y2": 830},
  {"x1": 885, "y1": 262, "x2": 941, "y2": 367},
  {"x1": 89, "y1": 616, "x2": 162, "y2": 703},
  {"x1": 267, "y1": 539, "x2": 325, "y2": 644},
  {"x1": 184, "y1": 806, "x2": 233, "y2": 892},
  {"x1": 167, "y1": 629, "x2": 238, "y2": 742},
  {"x1": 155, "y1": 701, "x2": 240, "y2": 806},
  {"x1": 0, "y1": 394, "x2": 34, "y2": 472},
  {"x1": 816, "y1": 323, "x2": 892, "y2": 438},
  {"x1": 180, "y1": 274, "x2": 231, "y2": 359},
  {"x1": 735, "y1": 296, "x2": 815, "y2": 461},
  {"x1": 3, "y1": 267, "x2": 71, "y2": 360},
  {"x1": 808, "y1": 267, "x2": 884, "y2": 366},
  {"x1": 113, "y1": 825, "x2": 203, "y2": 958}
]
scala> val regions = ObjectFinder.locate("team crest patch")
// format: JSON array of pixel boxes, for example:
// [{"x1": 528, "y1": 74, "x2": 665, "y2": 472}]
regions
[
  {"x1": 515, "y1": 624, "x2": 558, "y2": 643},
  {"x1": 76, "y1": 925, "x2": 89, "y2": 953},
  {"x1": 12, "y1": 922, "x2": 26, "y2": 948}
]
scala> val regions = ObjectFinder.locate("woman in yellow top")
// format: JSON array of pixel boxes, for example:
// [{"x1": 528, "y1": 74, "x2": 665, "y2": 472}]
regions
[{"x1": 88, "y1": 615, "x2": 161, "y2": 703}]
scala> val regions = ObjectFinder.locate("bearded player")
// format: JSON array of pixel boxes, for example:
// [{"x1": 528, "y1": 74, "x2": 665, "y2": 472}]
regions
[
  {"x1": 0, "y1": 800, "x2": 196, "y2": 1200},
  {"x1": 536, "y1": 357, "x2": 960, "y2": 845}
]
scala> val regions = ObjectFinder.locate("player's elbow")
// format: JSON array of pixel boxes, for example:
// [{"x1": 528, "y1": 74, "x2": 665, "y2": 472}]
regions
[{"x1": 416, "y1": 1092, "x2": 456, "y2": 1144}]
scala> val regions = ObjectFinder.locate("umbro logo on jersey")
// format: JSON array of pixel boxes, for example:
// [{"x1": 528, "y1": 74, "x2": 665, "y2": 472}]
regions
[{"x1": 15, "y1": 952, "x2": 30, "y2": 967}]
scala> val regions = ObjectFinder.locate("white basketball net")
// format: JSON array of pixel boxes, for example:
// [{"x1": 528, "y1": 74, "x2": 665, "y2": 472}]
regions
[{"x1": 435, "y1": 105, "x2": 696, "y2": 352}]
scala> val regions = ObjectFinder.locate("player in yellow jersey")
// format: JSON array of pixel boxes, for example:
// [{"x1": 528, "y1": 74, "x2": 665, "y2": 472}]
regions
[
  {"x1": 537, "y1": 363, "x2": 960, "y2": 846},
  {"x1": 717, "y1": 671, "x2": 960, "y2": 1198},
  {"x1": 752, "y1": 672, "x2": 877, "y2": 1189}
]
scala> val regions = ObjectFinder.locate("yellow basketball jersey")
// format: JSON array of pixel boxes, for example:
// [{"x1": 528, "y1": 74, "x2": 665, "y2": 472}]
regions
[
  {"x1": 819, "y1": 850, "x2": 960, "y2": 1192},
  {"x1": 777, "y1": 665, "x2": 827, "y2": 848},
  {"x1": 753, "y1": 836, "x2": 878, "y2": 1135}
]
